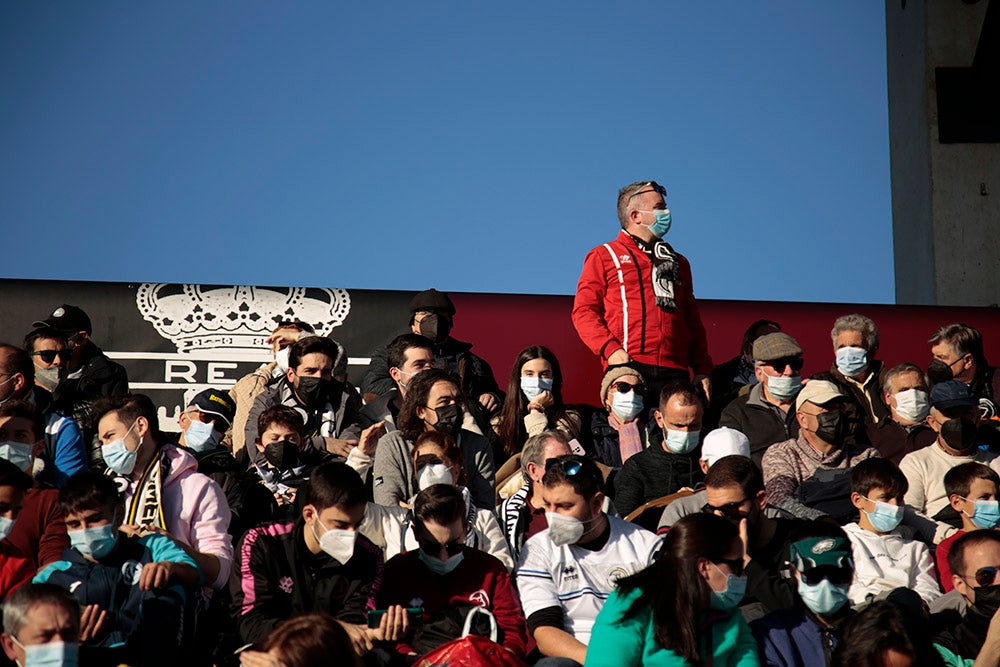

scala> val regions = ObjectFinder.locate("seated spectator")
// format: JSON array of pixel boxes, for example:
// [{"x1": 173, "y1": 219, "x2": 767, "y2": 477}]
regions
[
  {"x1": 177, "y1": 388, "x2": 276, "y2": 539},
  {"x1": 866, "y1": 363, "x2": 936, "y2": 464},
  {"x1": 707, "y1": 319, "x2": 780, "y2": 429},
  {"x1": 0, "y1": 343, "x2": 87, "y2": 487},
  {"x1": 937, "y1": 463, "x2": 1000, "y2": 593},
  {"x1": 376, "y1": 484, "x2": 528, "y2": 661},
  {"x1": 493, "y1": 346, "x2": 582, "y2": 467},
  {"x1": 93, "y1": 394, "x2": 233, "y2": 591},
  {"x1": 719, "y1": 332, "x2": 803, "y2": 466},
  {"x1": 583, "y1": 513, "x2": 758, "y2": 667},
  {"x1": 248, "y1": 405, "x2": 331, "y2": 515},
  {"x1": 517, "y1": 455, "x2": 660, "y2": 666},
  {"x1": 836, "y1": 599, "x2": 955, "y2": 667},
  {"x1": 812, "y1": 314, "x2": 890, "y2": 429},
  {"x1": 36, "y1": 472, "x2": 201, "y2": 664},
  {"x1": 656, "y1": 426, "x2": 752, "y2": 529},
  {"x1": 762, "y1": 380, "x2": 879, "y2": 522},
  {"x1": 935, "y1": 531, "x2": 1000, "y2": 662},
  {"x1": 225, "y1": 320, "x2": 314, "y2": 455},
  {"x1": 614, "y1": 382, "x2": 706, "y2": 518},
  {"x1": 498, "y1": 431, "x2": 573, "y2": 562},
  {"x1": 372, "y1": 368, "x2": 495, "y2": 510},
  {"x1": 588, "y1": 367, "x2": 651, "y2": 470},
  {"x1": 0, "y1": 459, "x2": 36, "y2": 599},
  {"x1": 1, "y1": 401, "x2": 70, "y2": 569},
  {"x1": 23, "y1": 328, "x2": 68, "y2": 394},
  {"x1": 409, "y1": 431, "x2": 513, "y2": 569},
  {"x1": 237, "y1": 612, "x2": 360, "y2": 667},
  {"x1": 843, "y1": 459, "x2": 941, "y2": 605},
  {"x1": 356, "y1": 333, "x2": 435, "y2": 433},
  {"x1": 231, "y1": 461, "x2": 394, "y2": 658},
  {"x1": 752, "y1": 522, "x2": 856, "y2": 667},
  {"x1": 246, "y1": 336, "x2": 379, "y2": 462},
  {"x1": 1, "y1": 583, "x2": 81, "y2": 666}
]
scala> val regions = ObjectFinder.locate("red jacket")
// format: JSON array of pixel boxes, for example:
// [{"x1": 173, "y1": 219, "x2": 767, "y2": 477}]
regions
[
  {"x1": 572, "y1": 231, "x2": 712, "y2": 375},
  {"x1": 376, "y1": 547, "x2": 528, "y2": 659},
  {"x1": 7, "y1": 485, "x2": 68, "y2": 569}
]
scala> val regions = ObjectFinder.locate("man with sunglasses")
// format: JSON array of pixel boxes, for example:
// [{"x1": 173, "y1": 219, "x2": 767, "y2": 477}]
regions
[
  {"x1": 516, "y1": 454, "x2": 660, "y2": 666},
  {"x1": 23, "y1": 328, "x2": 70, "y2": 394},
  {"x1": 588, "y1": 367, "x2": 651, "y2": 470},
  {"x1": 936, "y1": 531, "x2": 1000, "y2": 661},
  {"x1": 572, "y1": 180, "x2": 712, "y2": 407},
  {"x1": 720, "y1": 332, "x2": 804, "y2": 467}
]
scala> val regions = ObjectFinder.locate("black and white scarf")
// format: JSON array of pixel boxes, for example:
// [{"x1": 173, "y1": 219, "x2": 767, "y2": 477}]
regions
[{"x1": 631, "y1": 235, "x2": 679, "y2": 311}]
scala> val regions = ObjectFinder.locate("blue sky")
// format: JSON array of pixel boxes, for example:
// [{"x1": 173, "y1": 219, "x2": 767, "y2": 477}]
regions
[{"x1": 0, "y1": 2, "x2": 893, "y2": 303}]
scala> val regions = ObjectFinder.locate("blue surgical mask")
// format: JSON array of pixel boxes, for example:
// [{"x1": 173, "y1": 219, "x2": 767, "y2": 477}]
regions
[
  {"x1": 709, "y1": 563, "x2": 747, "y2": 610},
  {"x1": 69, "y1": 513, "x2": 118, "y2": 560},
  {"x1": 520, "y1": 376, "x2": 554, "y2": 401},
  {"x1": 964, "y1": 498, "x2": 1000, "y2": 529},
  {"x1": 836, "y1": 346, "x2": 868, "y2": 377},
  {"x1": 0, "y1": 516, "x2": 15, "y2": 542},
  {"x1": 184, "y1": 418, "x2": 219, "y2": 453},
  {"x1": 0, "y1": 441, "x2": 33, "y2": 472},
  {"x1": 664, "y1": 429, "x2": 700, "y2": 455},
  {"x1": 610, "y1": 390, "x2": 644, "y2": 422},
  {"x1": 862, "y1": 498, "x2": 903, "y2": 533},
  {"x1": 10, "y1": 637, "x2": 78, "y2": 667},
  {"x1": 102, "y1": 420, "x2": 139, "y2": 475},
  {"x1": 766, "y1": 374, "x2": 802, "y2": 400},
  {"x1": 640, "y1": 208, "x2": 672, "y2": 237},
  {"x1": 797, "y1": 577, "x2": 850, "y2": 616},
  {"x1": 418, "y1": 549, "x2": 464, "y2": 576}
]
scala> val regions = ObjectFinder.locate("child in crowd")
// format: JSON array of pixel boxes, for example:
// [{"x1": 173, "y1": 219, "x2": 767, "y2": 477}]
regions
[
  {"x1": 248, "y1": 406, "x2": 330, "y2": 512},
  {"x1": 34, "y1": 471, "x2": 201, "y2": 665},
  {"x1": 843, "y1": 458, "x2": 941, "y2": 605},
  {"x1": 936, "y1": 462, "x2": 1000, "y2": 592}
]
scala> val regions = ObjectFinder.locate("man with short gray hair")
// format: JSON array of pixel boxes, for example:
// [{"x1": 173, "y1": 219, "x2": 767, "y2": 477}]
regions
[
  {"x1": 1, "y1": 583, "x2": 80, "y2": 665},
  {"x1": 813, "y1": 313, "x2": 889, "y2": 428},
  {"x1": 866, "y1": 363, "x2": 937, "y2": 464}
]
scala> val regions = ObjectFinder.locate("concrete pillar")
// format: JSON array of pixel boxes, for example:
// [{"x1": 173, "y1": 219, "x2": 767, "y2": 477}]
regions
[{"x1": 886, "y1": 0, "x2": 1000, "y2": 306}]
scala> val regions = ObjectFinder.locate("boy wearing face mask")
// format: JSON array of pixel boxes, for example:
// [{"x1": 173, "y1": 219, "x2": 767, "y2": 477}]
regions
[
  {"x1": 231, "y1": 462, "x2": 402, "y2": 656},
  {"x1": 751, "y1": 525, "x2": 856, "y2": 667},
  {"x1": 842, "y1": 458, "x2": 941, "y2": 605},
  {"x1": 516, "y1": 455, "x2": 660, "y2": 666},
  {"x1": 865, "y1": 363, "x2": 937, "y2": 465},
  {"x1": 34, "y1": 472, "x2": 200, "y2": 665},
  {"x1": 936, "y1": 463, "x2": 1000, "y2": 593}
]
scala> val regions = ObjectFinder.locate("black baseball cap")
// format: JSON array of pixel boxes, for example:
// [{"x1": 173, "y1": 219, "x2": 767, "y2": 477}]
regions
[
  {"x1": 32, "y1": 304, "x2": 92, "y2": 334},
  {"x1": 187, "y1": 388, "x2": 236, "y2": 427}
]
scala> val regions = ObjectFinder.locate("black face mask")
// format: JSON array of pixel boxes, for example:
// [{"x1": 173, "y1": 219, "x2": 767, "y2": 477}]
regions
[
  {"x1": 263, "y1": 439, "x2": 299, "y2": 470},
  {"x1": 430, "y1": 403, "x2": 462, "y2": 435},
  {"x1": 941, "y1": 417, "x2": 978, "y2": 451},
  {"x1": 974, "y1": 584, "x2": 1000, "y2": 618},
  {"x1": 814, "y1": 411, "x2": 846, "y2": 446},
  {"x1": 295, "y1": 376, "x2": 330, "y2": 410},
  {"x1": 928, "y1": 359, "x2": 955, "y2": 385},
  {"x1": 418, "y1": 313, "x2": 452, "y2": 345}
]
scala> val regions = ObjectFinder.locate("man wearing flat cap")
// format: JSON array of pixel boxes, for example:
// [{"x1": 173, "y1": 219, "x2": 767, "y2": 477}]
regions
[
  {"x1": 761, "y1": 380, "x2": 879, "y2": 522},
  {"x1": 720, "y1": 332, "x2": 804, "y2": 466}
]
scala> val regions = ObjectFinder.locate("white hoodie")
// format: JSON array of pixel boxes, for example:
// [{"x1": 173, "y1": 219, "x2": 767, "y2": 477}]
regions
[{"x1": 843, "y1": 522, "x2": 942, "y2": 605}]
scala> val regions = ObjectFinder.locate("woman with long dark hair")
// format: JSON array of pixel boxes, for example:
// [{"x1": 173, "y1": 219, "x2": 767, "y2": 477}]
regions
[
  {"x1": 493, "y1": 346, "x2": 581, "y2": 464},
  {"x1": 584, "y1": 513, "x2": 759, "y2": 666}
]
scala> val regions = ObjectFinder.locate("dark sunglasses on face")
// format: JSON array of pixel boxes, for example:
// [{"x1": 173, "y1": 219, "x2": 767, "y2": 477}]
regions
[
  {"x1": 417, "y1": 539, "x2": 464, "y2": 557},
  {"x1": 767, "y1": 357, "x2": 804, "y2": 373},
  {"x1": 30, "y1": 349, "x2": 73, "y2": 364},
  {"x1": 964, "y1": 566, "x2": 1000, "y2": 588},
  {"x1": 713, "y1": 557, "x2": 745, "y2": 577},
  {"x1": 799, "y1": 566, "x2": 853, "y2": 586},
  {"x1": 702, "y1": 499, "x2": 751, "y2": 521},
  {"x1": 611, "y1": 382, "x2": 645, "y2": 395}
]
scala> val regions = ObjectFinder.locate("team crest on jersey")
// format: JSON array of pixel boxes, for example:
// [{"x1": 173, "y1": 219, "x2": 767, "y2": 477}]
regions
[
  {"x1": 279, "y1": 576, "x2": 294, "y2": 594},
  {"x1": 608, "y1": 566, "x2": 631, "y2": 584},
  {"x1": 619, "y1": 254, "x2": 632, "y2": 264},
  {"x1": 469, "y1": 590, "x2": 490, "y2": 608}
]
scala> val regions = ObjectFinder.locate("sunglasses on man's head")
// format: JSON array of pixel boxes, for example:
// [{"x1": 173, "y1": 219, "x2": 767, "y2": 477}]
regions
[
  {"x1": 611, "y1": 382, "x2": 645, "y2": 395},
  {"x1": 799, "y1": 565, "x2": 853, "y2": 586},
  {"x1": 545, "y1": 456, "x2": 587, "y2": 477},
  {"x1": 626, "y1": 181, "x2": 667, "y2": 201},
  {"x1": 30, "y1": 349, "x2": 73, "y2": 364}
]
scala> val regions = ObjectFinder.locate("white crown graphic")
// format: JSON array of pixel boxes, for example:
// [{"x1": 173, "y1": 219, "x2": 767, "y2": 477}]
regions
[{"x1": 136, "y1": 283, "x2": 351, "y2": 355}]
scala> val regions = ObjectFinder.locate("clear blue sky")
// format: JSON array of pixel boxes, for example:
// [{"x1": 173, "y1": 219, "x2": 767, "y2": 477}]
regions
[{"x1": 0, "y1": 2, "x2": 893, "y2": 304}]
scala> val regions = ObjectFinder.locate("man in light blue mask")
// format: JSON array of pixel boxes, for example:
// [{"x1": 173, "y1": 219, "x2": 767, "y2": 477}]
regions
[
  {"x1": 720, "y1": 332, "x2": 804, "y2": 467},
  {"x1": 813, "y1": 314, "x2": 889, "y2": 431},
  {"x1": 751, "y1": 525, "x2": 856, "y2": 667},
  {"x1": 1, "y1": 583, "x2": 82, "y2": 667}
]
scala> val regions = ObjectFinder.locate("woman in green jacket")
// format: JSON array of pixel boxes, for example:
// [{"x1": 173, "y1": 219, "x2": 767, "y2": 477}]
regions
[{"x1": 584, "y1": 513, "x2": 760, "y2": 667}]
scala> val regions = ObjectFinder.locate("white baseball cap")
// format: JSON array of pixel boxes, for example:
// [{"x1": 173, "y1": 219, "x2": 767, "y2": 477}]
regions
[{"x1": 701, "y1": 427, "x2": 751, "y2": 467}]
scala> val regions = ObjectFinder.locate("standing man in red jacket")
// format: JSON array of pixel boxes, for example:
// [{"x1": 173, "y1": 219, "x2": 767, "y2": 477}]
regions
[{"x1": 573, "y1": 180, "x2": 713, "y2": 405}]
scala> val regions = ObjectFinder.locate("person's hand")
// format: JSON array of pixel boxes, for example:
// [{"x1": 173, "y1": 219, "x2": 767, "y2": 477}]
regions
[
  {"x1": 528, "y1": 391, "x2": 554, "y2": 412},
  {"x1": 694, "y1": 375, "x2": 711, "y2": 403},
  {"x1": 274, "y1": 489, "x2": 296, "y2": 506},
  {"x1": 79, "y1": 604, "x2": 107, "y2": 642},
  {"x1": 738, "y1": 517, "x2": 751, "y2": 567},
  {"x1": 607, "y1": 349, "x2": 631, "y2": 366},
  {"x1": 239, "y1": 650, "x2": 283, "y2": 667},
  {"x1": 324, "y1": 437, "x2": 357, "y2": 458},
  {"x1": 358, "y1": 422, "x2": 386, "y2": 457},
  {"x1": 139, "y1": 562, "x2": 179, "y2": 590},
  {"x1": 398, "y1": 500, "x2": 412, "y2": 510},
  {"x1": 339, "y1": 621, "x2": 374, "y2": 655},
  {"x1": 478, "y1": 393, "x2": 499, "y2": 413},
  {"x1": 267, "y1": 329, "x2": 300, "y2": 355},
  {"x1": 369, "y1": 604, "x2": 410, "y2": 642}
]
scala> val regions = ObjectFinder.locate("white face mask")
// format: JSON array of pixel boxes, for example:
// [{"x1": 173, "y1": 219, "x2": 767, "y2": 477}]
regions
[
  {"x1": 893, "y1": 388, "x2": 930, "y2": 424},
  {"x1": 275, "y1": 346, "x2": 291, "y2": 373},
  {"x1": 610, "y1": 390, "x2": 644, "y2": 421},
  {"x1": 312, "y1": 516, "x2": 357, "y2": 564},
  {"x1": 417, "y1": 463, "x2": 454, "y2": 491},
  {"x1": 545, "y1": 511, "x2": 600, "y2": 547},
  {"x1": 0, "y1": 441, "x2": 33, "y2": 473}
]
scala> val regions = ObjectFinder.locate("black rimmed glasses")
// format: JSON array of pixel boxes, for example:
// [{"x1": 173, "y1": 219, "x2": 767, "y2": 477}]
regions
[{"x1": 30, "y1": 349, "x2": 73, "y2": 364}]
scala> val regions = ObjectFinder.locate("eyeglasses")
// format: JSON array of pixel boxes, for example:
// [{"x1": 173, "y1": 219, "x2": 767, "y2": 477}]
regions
[
  {"x1": 712, "y1": 557, "x2": 745, "y2": 577},
  {"x1": 29, "y1": 349, "x2": 73, "y2": 364},
  {"x1": 417, "y1": 538, "x2": 464, "y2": 557},
  {"x1": 799, "y1": 565, "x2": 853, "y2": 586},
  {"x1": 961, "y1": 566, "x2": 1000, "y2": 588},
  {"x1": 625, "y1": 181, "x2": 667, "y2": 201},
  {"x1": 702, "y1": 499, "x2": 751, "y2": 521},
  {"x1": 765, "y1": 357, "x2": 804, "y2": 373},
  {"x1": 611, "y1": 381, "x2": 645, "y2": 395}
]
